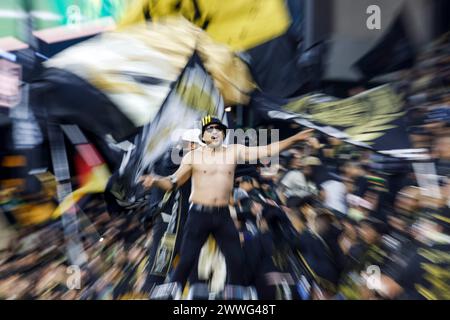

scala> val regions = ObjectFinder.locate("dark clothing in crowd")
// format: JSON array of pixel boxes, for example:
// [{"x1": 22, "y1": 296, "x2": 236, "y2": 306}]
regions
[
  {"x1": 339, "y1": 242, "x2": 389, "y2": 299},
  {"x1": 289, "y1": 226, "x2": 345, "y2": 293},
  {"x1": 387, "y1": 243, "x2": 450, "y2": 300},
  {"x1": 242, "y1": 232, "x2": 279, "y2": 299}
]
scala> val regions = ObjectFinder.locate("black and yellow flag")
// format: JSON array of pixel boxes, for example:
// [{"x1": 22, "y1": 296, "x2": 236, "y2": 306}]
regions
[
  {"x1": 251, "y1": 85, "x2": 421, "y2": 159},
  {"x1": 119, "y1": 0, "x2": 291, "y2": 51},
  {"x1": 118, "y1": 0, "x2": 316, "y2": 97},
  {"x1": 35, "y1": 16, "x2": 253, "y2": 142}
]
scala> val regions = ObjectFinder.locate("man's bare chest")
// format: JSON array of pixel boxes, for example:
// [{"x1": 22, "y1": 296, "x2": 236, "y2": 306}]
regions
[{"x1": 191, "y1": 149, "x2": 236, "y2": 175}]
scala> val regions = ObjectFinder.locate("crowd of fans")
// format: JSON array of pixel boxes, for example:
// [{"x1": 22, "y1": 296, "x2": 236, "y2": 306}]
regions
[
  {"x1": 0, "y1": 197, "x2": 152, "y2": 300},
  {"x1": 228, "y1": 135, "x2": 449, "y2": 300},
  {"x1": 223, "y1": 34, "x2": 450, "y2": 299},
  {"x1": 1, "y1": 119, "x2": 449, "y2": 300},
  {"x1": 0, "y1": 33, "x2": 449, "y2": 301}
]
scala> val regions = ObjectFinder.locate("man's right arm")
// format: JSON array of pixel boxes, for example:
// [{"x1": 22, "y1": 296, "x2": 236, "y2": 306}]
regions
[{"x1": 140, "y1": 152, "x2": 193, "y2": 191}]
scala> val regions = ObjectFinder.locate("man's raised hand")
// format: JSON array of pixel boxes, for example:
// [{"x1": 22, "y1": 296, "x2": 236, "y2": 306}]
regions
[{"x1": 295, "y1": 128, "x2": 314, "y2": 141}]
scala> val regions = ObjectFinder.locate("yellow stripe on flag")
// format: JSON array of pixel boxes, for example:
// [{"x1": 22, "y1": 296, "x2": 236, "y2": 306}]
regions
[
  {"x1": 52, "y1": 164, "x2": 111, "y2": 219},
  {"x1": 119, "y1": 0, "x2": 291, "y2": 51}
]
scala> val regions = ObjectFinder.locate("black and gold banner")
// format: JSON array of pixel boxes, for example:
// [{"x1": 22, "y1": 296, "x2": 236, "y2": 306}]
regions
[{"x1": 252, "y1": 85, "x2": 422, "y2": 159}]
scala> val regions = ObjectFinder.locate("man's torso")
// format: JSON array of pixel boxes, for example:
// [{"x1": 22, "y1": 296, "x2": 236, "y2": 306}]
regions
[{"x1": 189, "y1": 146, "x2": 238, "y2": 206}]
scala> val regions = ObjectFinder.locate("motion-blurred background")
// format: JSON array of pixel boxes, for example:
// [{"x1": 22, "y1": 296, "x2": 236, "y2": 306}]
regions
[{"x1": 0, "y1": 0, "x2": 449, "y2": 300}]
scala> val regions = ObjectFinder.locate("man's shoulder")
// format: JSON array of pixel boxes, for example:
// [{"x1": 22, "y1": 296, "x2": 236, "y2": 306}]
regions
[{"x1": 181, "y1": 149, "x2": 198, "y2": 164}]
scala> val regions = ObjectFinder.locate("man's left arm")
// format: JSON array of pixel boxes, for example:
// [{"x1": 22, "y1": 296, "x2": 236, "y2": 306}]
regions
[{"x1": 236, "y1": 129, "x2": 314, "y2": 163}]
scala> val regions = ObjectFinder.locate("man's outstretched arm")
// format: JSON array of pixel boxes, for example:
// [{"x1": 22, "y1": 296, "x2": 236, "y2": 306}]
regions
[
  {"x1": 140, "y1": 152, "x2": 193, "y2": 191},
  {"x1": 237, "y1": 129, "x2": 314, "y2": 163}
]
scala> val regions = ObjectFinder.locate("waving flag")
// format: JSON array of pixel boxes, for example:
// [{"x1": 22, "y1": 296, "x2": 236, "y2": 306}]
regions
[
  {"x1": 252, "y1": 85, "x2": 427, "y2": 159},
  {"x1": 119, "y1": 0, "x2": 321, "y2": 97},
  {"x1": 119, "y1": 0, "x2": 290, "y2": 51},
  {"x1": 31, "y1": 17, "x2": 253, "y2": 142}
]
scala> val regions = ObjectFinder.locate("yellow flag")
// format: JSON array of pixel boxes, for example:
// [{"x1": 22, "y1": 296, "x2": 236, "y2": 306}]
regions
[
  {"x1": 119, "y1": 0, "x2": 291, "y2": 51},
  {"x1": 52, "y1": 164, "x2": 111, "y2": 219}
]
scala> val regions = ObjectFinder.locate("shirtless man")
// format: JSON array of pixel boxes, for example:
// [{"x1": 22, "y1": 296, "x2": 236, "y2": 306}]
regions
[{"x1": 140, "y1": 116, "x2": 313, "y2": 288}]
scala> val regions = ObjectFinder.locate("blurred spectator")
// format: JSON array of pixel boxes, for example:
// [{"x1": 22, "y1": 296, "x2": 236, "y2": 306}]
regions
[{"x1": 279, "y1": 152, "x2": 319, "y2": 203}]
